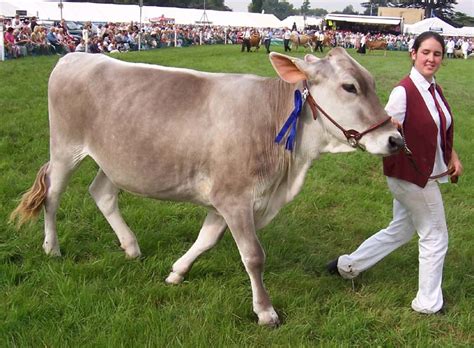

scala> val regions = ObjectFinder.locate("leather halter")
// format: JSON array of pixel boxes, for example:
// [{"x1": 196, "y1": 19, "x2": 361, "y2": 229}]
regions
[{"x1": 302, "y1": 81, "x2": 392, "y2": 150}]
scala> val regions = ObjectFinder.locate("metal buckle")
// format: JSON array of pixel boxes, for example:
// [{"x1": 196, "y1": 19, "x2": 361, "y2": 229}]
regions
[
  {"x1": 348, "y1": 137, "x2": 358, "y2": 148},
  {"x1": 301, "y1": 88, "x2": 309, "y2": 102}
]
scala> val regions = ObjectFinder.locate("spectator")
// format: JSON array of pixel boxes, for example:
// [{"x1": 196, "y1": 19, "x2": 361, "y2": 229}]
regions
[
  {"x1": 263, "y1": 28, "x2": 272, "y2": 54},
  {"x1": 16, "y1": 26, "x2": 33, "y2": 56},
  {"x1": 11, "y1": 15, "x2": 22, "y2": 30},
  {"x1": 241, "y1": 27, "x2": 251, "y2": 53},
  {"x1": 31, "y1": 25, "x2": 50, "y2": 55},
  {"x1": 461, "y1": 38, "x2": 469, "y2": 59},
  {"x1": 4, "y1": 27, "x2": 20, "y2": 58},
  {"x1": 75, "y1": 39, "x2": 85, "y2": 52},
  {"x1": 47, "y1": 27, "x2": 63, "y2": 54},
  {"x1": 446, "y1": 37, "x2": 455, "y2": 58},
  {"x1": 283, "y1": 28, "x2": 291, "y2": 52}
]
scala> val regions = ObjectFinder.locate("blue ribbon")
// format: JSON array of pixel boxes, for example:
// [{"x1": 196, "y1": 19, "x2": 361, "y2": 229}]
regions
[{"x1": 274, "y1": 90, "x2": 303, "y2": 151}]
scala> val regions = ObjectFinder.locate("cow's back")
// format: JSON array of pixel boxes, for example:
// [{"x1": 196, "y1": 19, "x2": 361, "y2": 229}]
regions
[{"x1": 48, "y1": 53, "x2": 293, "y2": 203}]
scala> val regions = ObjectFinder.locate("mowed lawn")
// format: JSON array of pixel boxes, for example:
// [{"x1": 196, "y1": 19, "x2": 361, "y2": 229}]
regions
[{"x1": 1, "y1": 45, "x2": 472, "y2": 346}]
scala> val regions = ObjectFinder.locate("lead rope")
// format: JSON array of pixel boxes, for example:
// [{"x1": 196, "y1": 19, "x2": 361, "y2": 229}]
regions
[{"x1": 399, "y1": 127, "x2": 454, "y2": 182}]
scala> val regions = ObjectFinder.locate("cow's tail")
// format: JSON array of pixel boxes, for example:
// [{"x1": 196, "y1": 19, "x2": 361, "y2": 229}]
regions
[{"x1": 10, "y1": 162, "x2": 49, "y2": 228}]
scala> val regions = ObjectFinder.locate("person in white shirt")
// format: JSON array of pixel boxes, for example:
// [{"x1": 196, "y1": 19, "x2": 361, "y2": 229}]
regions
[
  {"x1": 241, "y1": 27, "x2": 251, "y2": 52},
  {"x1": 408, "y1": 36, "x2": 415, "y2": 52},
  {"x1": 460, "y1": 38, "x2": 469, "y2": 59},
  {"x1": 446, "y1": 38, "x2": 455, "y2": 58},
  {"x1": 283, "y1": 28, "x2": 291, "y2": 52},
  {"x1": 327, "y1": 31, "x2": 463, "y2": 315}
]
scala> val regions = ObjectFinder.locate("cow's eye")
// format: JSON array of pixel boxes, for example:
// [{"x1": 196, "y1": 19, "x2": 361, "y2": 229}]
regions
[{"x1": 342, "y1": 84, "x2": 357, "y2": 94}]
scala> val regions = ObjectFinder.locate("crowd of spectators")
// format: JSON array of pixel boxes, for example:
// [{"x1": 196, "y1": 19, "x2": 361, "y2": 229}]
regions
[{"x1": 1, "y1": 14, "x2": 473, "y2": 59}]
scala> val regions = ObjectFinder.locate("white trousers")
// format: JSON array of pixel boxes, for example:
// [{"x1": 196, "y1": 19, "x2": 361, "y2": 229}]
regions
[{"x1": 337, "y1": 177, "x2": 448, "y2": 314}]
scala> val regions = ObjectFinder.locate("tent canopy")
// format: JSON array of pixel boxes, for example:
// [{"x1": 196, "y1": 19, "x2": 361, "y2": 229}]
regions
[
  {"x1": 0, "y1": 1, "x2": 282, "y2": 28},
  {"x1": 280, "y1": 15, "x2": 322, "y2": 31},
  {"x1": 403, "y1": 17, "x2": 473, "y2": 37}
]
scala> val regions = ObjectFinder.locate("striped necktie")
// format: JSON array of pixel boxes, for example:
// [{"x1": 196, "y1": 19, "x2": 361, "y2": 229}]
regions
[{"x1": 428, "y1": 83, "x2": 448, "y2": 164}]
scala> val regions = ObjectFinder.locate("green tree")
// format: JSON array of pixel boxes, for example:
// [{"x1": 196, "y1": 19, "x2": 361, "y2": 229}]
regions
[
  {"x1": 249, "y1": 0, "x2": 263, "y2": 13},
  {"x1": 300, "y1": 0, "x2": 310, "y2": 15},
  {"x1": 65, "y1": 0, "x2": 231, "y2": 11},
  {"x1": 262, "y1": 0, "x2": 295, "y2": 20},
  {"x1": 360, "y1": 0, "x2": 390, "y2": 16},
  {"x1": 307, "y1": 8, "x2": 328, "y2": 17},
  {"x1": 361, "y1": 0, "x2": 459, "y2": 18},
  {"x1": 342, "y1": 5, "x2": 358, "y2": 14},
  {"x1": 451, "y1": 11, "x2": 474, "y2": 26}
]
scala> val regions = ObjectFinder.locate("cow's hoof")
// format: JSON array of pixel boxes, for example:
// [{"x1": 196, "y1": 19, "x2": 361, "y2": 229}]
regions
[
  {"x1": 123, "y1": 246, "x2": 141, "y2": 260},
  {"x1": 120, "y1": 243, "x2": 141, "y2": 259},
  {"x1": 43, "y1": 243, "x2": 61, "y2": 257},
  {"x1": 165, "y1": 271, "x2": 184, "y2": 285},
  {"x1": 257, "y1": 309, "x2": 280, "y2": 327}
]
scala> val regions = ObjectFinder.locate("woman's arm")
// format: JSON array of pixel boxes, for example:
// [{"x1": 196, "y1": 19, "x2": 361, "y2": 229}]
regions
[{"x1": 449, "y1": 149, "x2": 463, "y2": 182}]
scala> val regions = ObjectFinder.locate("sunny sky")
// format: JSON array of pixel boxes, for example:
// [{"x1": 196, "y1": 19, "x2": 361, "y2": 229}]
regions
[{"x1": 224, "y1": 0, "x2": 474, "y2": 16}]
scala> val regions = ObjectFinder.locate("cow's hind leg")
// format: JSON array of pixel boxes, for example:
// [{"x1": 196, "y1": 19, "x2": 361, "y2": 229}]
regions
[
  {"x1": 166, "y1": 211, "x2": 227, "y2": 284},
  {"x1": 89, "y1": 169, "x2": 141, "y2": 259},
  {"x1": 220, "y1": 204, "x2": 279, "y2": 327},
  {"x1": 43, "y1": 159, "x2": 79, "y2": 256}
]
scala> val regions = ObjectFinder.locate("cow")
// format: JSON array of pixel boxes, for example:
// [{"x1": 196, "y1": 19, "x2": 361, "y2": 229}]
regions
[
  {"x1": 454, "y1": 49, "x2": 464, "y2": 58},
  {"x1": 249, "y1": 33, "x2": 261, "y2": 51},
  {"x1": 290, "y1": 33, "x2": 314, "y2": 52},
  {"x1": 366, "y1": 39, "x2": 388, "y2": 56},
  {"x1": 10, "y1": 49, "x2": 403, "y2": 327}
]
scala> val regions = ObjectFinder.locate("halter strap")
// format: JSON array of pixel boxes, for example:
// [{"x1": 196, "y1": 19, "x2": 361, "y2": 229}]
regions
[{"x1": 303, "y1": 81, "x2": 392, "y2": 149}]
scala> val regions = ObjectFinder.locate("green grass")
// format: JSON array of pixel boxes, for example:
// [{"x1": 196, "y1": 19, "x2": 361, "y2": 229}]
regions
[{"x1": 1, "y1": 45, "x2": 473, "y2": 346}]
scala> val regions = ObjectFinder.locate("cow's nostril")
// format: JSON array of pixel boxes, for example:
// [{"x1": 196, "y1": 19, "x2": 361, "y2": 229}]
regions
[{"x1": 389, "y1": 135, "x2": 404, "y2": 151}]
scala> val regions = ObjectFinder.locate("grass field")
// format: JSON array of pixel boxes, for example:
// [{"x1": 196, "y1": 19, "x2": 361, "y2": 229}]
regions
[{"x1": 1, "y1": 45, "x2": 473, "y2": 346}]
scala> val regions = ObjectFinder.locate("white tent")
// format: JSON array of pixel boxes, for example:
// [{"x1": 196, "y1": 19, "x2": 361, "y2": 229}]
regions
[
  {"x1": 455, "y1": 26, "x2": 474, "y2": 37},
  {"x1": 403, "y1": 17, "x2": 458, "y2": 36},
  {"x1": 280, "y1": 16, "x2": 322, "y2": 31},
  {"x1": 0, "y1": 1, "x2": 282, "y2": 28}
]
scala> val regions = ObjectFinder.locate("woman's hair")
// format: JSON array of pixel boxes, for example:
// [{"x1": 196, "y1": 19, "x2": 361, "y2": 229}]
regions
[{"x1": 413, "y1": 31, "x2": 446, "y2": 56}]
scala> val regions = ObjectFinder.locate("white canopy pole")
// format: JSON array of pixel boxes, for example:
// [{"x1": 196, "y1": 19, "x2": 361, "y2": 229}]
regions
[
  {"x1": 138, "y1": 0, "x2": 143, "y2": 51},
  {"x1": 174, "y1": 26, "x2": 177, "y2": 47},
  {"x1": 59, "y1": 0, "x2": 64, "y2": 21},
  {"x1": 0, "y1": 22, "x2": 5, "y2": 61}
]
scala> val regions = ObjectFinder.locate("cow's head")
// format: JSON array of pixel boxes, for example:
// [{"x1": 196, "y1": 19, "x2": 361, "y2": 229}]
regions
[{"x1": 269, "y1": 48, "x2": 403, "y2": 156}]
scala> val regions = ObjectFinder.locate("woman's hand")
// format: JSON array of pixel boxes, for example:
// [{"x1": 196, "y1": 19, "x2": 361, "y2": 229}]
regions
[
  {"x1": 449, "y1": 150, "x2": 463, "y2": 183},
  {"x1": 390, "y1": 117, "x2": 402, "y2": 131}
]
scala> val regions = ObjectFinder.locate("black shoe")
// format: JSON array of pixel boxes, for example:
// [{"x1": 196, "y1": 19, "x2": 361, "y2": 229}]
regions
[{"x1": 326, "y1": 257, "x2": 340, "y2": 275}]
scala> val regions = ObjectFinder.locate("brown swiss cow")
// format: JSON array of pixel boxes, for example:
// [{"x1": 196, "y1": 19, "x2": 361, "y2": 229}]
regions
[
  {"x1": 11, "y1": 49, "x2": 403, "y2": 327},
  {"x1": 366, "y1": 39, "x2": 388, "y2": 56},
  {"x1": 249, "y1": 33, "x2": 261, "y2": 51}
]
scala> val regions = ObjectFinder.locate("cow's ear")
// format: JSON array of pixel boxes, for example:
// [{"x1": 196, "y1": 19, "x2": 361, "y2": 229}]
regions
[{"x1": 269, "y1": 52, "x2": 307, "y2": 83}]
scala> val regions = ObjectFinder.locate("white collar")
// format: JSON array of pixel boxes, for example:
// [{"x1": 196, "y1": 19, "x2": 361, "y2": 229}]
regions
[{"x1": 410, "y1": 66, "x2": 436, "y2": 91}]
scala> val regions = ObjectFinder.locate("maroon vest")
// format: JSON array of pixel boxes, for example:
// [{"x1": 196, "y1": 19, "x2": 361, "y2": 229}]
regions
[{"x1": 383, "y1": 76, "x2": 454, "y2": 188}]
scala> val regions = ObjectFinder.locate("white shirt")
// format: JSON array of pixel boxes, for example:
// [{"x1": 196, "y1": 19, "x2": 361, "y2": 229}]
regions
[
  {"x1": 385, "y1": 67, "x2": 452, "y2": 182},
  {"x1": 446, "y1": 40, "x2": 455, "y2": 53}
]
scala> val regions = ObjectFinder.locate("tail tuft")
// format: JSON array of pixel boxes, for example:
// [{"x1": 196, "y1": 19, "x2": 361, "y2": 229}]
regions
[{"x1": 9, "y1": 162, "x2": 49, "y2": 228}]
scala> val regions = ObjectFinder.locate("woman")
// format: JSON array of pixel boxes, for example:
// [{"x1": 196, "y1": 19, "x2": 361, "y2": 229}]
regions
[{"x1": 327, "y1": 31, "x2": 463, "y2": 314}]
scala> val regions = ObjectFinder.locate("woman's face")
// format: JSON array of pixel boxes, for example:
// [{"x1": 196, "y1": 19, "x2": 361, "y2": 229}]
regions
[{"x1": 411, "y1": 37, "x2": 443, "y2": 81}]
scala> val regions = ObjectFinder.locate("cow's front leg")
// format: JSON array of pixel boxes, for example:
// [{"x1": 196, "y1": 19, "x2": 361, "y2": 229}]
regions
[
  {"x1": 166, "y1": 211, "x2": 227, "y2": 284},
  {"x1": 221, "y1": 205, "x2": 279, "y2": 327}
]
